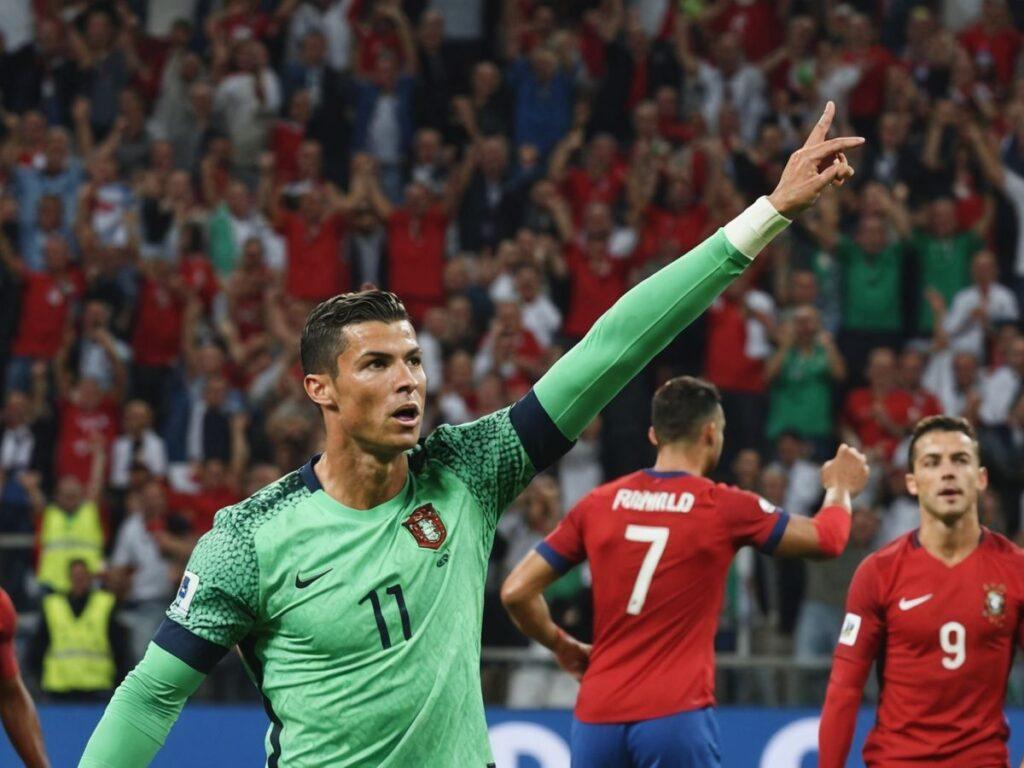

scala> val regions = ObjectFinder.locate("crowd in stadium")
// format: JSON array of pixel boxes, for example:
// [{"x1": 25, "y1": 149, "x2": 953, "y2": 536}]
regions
[{"x1": 0, "y1": 0, "x2": 1023, "y2": 703}]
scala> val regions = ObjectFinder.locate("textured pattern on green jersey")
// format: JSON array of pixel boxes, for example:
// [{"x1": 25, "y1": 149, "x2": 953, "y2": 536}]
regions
[
  {"x1": 415, "y1": 406, "x2": 535, "y2": 525},
  {"x1": 168, "y1": 472, "x2": 308, "y2": 648}
]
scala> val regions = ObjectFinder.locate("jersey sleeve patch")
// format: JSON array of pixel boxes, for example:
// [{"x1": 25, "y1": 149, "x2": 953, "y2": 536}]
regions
[
  {"x1": 153, "y1": 618, "x2": 230, "y2": 674},
  {"x1": 838, "y1": 613, "x2": 862, "y2": 647},
  {"x1": 169, "y1": 571, "x2": 200, "y2": 618}
]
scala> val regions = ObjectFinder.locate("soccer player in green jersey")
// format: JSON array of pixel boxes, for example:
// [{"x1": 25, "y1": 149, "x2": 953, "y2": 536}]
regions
[{"x1": 79, "y1": 103, "x2": 861, "y2": 767}]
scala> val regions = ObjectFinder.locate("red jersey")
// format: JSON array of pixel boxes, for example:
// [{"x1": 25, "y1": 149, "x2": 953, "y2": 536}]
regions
[
  {"x1": 563, "y1": 246, "x2": 629, "y2": 339},
  {"x1": 540, "y1": 469, "x2": 789, "y2": 723},
  {"x1": 0, "y1": 588, "x2": 17, "y2": 681},
  {"x1": 277, "y1": 210, "x2": 349, "y2": 302},
  {"x1": 842, "y1": 388, "x2": 936, "y2": 460},
  {"x1": 12, "y1": 270, "x2": 82, "y2": 358},
  {"x1": 386, "y1": 206, "x2": 448, "y2": 321},
  {"x1": 704, "y1": 294, "x2": 766, "y2": 393},
  {"x1": 132, "y1": 278, "x2": 185, "y2": 367},
  {"x1": 562, "y1": 165, "x2": 627, "y2": 222},
  {"x1": 56, "y1": 398, "x2": 118, "y2": 483},
  {"x1": 835, "y1": 530, "x2": 1024, "y2": 767}
]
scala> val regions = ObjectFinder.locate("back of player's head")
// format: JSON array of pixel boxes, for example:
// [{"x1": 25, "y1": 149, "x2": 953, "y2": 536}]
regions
[
  {"x1": 907, "y1": 415, "x2": 979, "y2": 467},
  {"x1": 300, "y1": 290, "x2": 409, "y2": 376},
  {"x1": 651, "y1": 376, "x2": 722, "y2": 445}
]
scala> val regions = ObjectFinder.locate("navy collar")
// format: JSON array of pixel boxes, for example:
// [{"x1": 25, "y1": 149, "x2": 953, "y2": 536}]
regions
[
  {"x1": 300, "y1": 454, "x2": 323, "y2": 492},
  {"x1": 643, "y1": 468, "x2": 691, "y2": 478}
]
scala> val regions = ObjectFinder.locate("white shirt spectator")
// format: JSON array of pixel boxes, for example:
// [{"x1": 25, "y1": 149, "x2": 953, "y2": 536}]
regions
[
  {"x1": 0, "y1": 1, "x2": 32, "y2": 52},
  {"x1": 213, "y1": 69, "x2": 282, "y2": 162},
  {"x1": 942, "y1": 0, "x2": 984, "y2": 31},
  {"x1": 769, "y1": 458, "x2": 821, "y2": 518},
  {"x1": 79, "y1": 337, "x2": 132, "y2": 394},
  {"x1": 437, "y1": 391, "x2": 473, "y2": 425},
  {"x1": 692, "y1": 61, "x2": 768, "y2": 145},
  {"x1": 110, "y1": 513, "x2": 172, "y2": 602},
  {"x1": 922, "y1": 349, "x2": 981, "y2": 417},
  {"x1": 367, "y1": 94, "x2": 402, "y2": 165},
  {"x1": 979, "y1": 366, "x2": 1022, "y2": 426},
  {"x1": 428, "y1": 0, "x2": 483, "y2": 40},
  {"x1": 744, "y1": 289, "x2": 776, "y2": 360},
  {"x1": 557, "y1": 436, "x2": 602, "y2": 512},
  {"x1": 0, "y1": 426, "x2": 33, "y2": 473},
  {"x1": 419, "y1": 329, "x2": 444, "y2": 396},
  {"x1": 880, "y1": 495, "x2": 920, "y2": 545},
  {"x1": 1000, "y1": 167, "x2": 1024, "y2": 279},
  {"x1": 145, "y1": 0, "x2": 199, "y2": 38},
  {"x1": 287, "y1": 0, "x2": 356, "y2": 71},
  {"x1": 110, "y1": 431, "x2": 168, "y2": 490},
  {"x1": 520, "y1": 295, "x2": 562, "y2": 348},
  {"x1": 943, "y1": 284, "x2": 1019, "y2": 358}
]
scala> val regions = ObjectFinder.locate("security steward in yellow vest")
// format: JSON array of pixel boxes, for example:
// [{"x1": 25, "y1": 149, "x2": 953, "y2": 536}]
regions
[
  {"x1": 32, "y1": 443, "x2": 107, "y2": 594},
  {"x1": 29, "y1": 560, "x2": 127, "y2": 700}
]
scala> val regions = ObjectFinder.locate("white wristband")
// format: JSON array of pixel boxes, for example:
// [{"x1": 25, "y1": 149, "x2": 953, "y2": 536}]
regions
[{"x1": 722, "y1": 196, "x2": 791, "y2": 260}]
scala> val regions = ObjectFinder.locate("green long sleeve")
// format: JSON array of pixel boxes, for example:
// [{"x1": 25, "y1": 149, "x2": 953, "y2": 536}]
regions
[
  {"x1": 78, "y1": 644, "x2": 206, "y2": 767},
  {"x1": 534, "y1": 229, "x2": 751, "y2": 440}
]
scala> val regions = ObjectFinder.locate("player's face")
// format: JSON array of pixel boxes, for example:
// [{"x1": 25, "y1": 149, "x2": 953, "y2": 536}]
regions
[
  {"x1": 321, "y1": 320, "x2": 427, "y2": 457},
  {"x1": 905, "y1": 431, "x2": 987, "y2": 525}
]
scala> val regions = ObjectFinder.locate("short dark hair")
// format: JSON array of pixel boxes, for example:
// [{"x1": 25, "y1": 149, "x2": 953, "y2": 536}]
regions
[
  {"x1": 651, "y1": 376, "x2": 722, "y2": 444},
  {"x1": 907, "y1": 415, "x2": 979, "y2": 466},
  {"x1": 300, "y1": 290, "x2": 409, "y2": 375}
]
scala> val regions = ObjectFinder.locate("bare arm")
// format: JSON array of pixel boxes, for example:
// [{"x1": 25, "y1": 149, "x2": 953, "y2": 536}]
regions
[
  {"x1": 547, "y1": 129, "x2": 585, "y2": 186},
  {"x1": 0, "y1": 675, "x2": 49, "y2": 768},
  {"x1": 764, "y1": 322, "x2": 793, "y2": 383},
  {"x1": 85, "y1": 434, "x2": 108, "y2": 504},
  {"x1": 500, "y1": 552, "x2": 591, "y2": 679},
  {"x1": 362, "y1": 161, "x2": 394, "y2": 220},
  {"x1": 771, "y1": 445, "x2": 868, "y2": 559},
  {"x1": 820, "y1": 330, "x2": 846, "y2": 380},
  {"x1": 441, "y1": 144, "x2": 478, "y2": 218}
]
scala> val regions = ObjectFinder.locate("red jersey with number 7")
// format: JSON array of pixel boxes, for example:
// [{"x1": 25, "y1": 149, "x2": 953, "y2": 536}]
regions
[
  {"x1": 834, "y1": 529, "x2": 1024, "y2": 767},
  {"x1": 537, "y1": 469, "x2": 790, "y2": 723}
]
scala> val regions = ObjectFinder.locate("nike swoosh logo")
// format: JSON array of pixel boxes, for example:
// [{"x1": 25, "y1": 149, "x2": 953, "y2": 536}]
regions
[
  {"x1": 295, "y1": 568, "x2": 333, "y2": 589},
  {"x1": 898, "y1": 594, "x2": 933, "y2": 611}
]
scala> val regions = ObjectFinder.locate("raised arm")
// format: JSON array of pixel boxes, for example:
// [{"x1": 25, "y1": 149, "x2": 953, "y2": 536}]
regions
[
  {"x1": 530, "y1": 102, "x2": 861, "y2": 441},
  {"x1": 771, "y1": 444, "x2": 868, "y2": 558}
]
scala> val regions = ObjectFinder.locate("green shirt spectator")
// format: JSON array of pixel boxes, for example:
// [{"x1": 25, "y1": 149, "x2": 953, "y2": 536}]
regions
[
  {"x1": 911, "y1": 199, "x2": 985, "y2": 333},
  {"x1": 766, "y1": 305, "x2": 847, "y2": 440},
  {"x1": 836, "y1": 234, "x2": 904, "y2": 332}
]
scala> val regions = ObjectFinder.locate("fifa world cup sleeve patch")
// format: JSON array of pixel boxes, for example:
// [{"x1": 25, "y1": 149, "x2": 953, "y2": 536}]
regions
[
  {"x1": 838, "y1": 613, "x2": 862, "y2": 646},
  {"x1": 170, "y1": 571, "x2": 200, "y2": 618}
]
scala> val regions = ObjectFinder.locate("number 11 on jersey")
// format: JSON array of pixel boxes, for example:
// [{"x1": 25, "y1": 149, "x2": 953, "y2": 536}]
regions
[{"x1": 624, "y1": 525, "x2": 669, "y2": 615}]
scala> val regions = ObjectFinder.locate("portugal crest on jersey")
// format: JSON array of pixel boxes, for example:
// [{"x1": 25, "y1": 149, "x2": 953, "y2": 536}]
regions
[
  {"x1": 402, "y1": 504, "x2": 447, "y2": 550},
  {"x1": 982, "y1": 583, "x2": 1007, "y2": 626}
]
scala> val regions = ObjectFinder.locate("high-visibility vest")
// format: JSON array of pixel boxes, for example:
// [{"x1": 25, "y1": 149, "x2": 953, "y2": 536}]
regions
[
  {"x1": 41, "y1": 590, "x2": 116, "y2": 693},
  {"x1": 37, "y1": 502, "x2": 104, "y2": 593}
]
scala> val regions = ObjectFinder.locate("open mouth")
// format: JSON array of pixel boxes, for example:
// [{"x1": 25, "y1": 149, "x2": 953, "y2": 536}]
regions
[
  {"x1": 391, "y1": 404, "x2": 421, "y2": 425},
  {"x1": 938, "y1": 488, "x2": 963, "y2": 499}
]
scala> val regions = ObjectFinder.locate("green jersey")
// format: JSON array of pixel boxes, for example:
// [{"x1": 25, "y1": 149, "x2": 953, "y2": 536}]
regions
[
  {"x1": 80, "y1": 220, "x2": 789, "y2": 768},
  {"x1": 165, "y1": 410, "x2": 533, "y2": 767}
]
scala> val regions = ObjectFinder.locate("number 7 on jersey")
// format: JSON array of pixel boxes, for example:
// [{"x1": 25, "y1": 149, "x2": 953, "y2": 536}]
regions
[{"x1": 624, "y1": 525, "x2": 669, "y2": 615}]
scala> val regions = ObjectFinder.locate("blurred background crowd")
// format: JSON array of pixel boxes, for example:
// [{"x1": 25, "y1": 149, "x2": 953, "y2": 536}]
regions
[{"x1": 1, "y1": 0, "x2": 1023, "y2": 707}]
